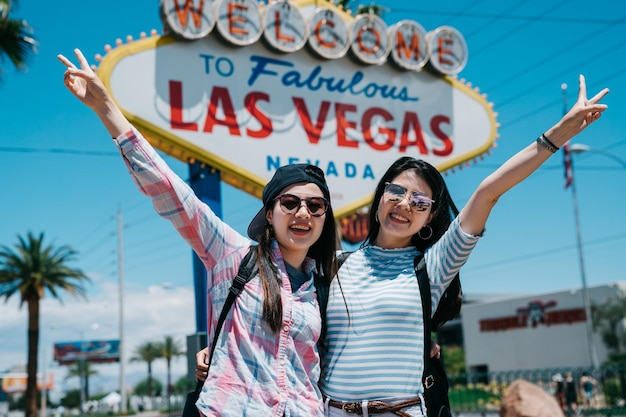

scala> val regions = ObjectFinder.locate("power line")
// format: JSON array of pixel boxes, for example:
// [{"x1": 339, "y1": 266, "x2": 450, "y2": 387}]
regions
[
  {"x1": 0, "y1": 146, "x2": 119, "y2": 156},
  {"x1": 74, "y1": 216, "x2": 116, "y2": 248},
  {"x1": 464, "y1": 232, "x2": 626, "y2": 275},
  {"x1": 435, "y1": 0, "x2": 485, "y2": 26},
  {"x1": 501, "y1": 63, "x2": 626, "y2": 127},
  {"x1": 484, "y1": 13, "x2": 626, "y2": 94},
  {"x1": 463, "y1": 0, "x2": 527, "y2": 38},
  {"x1": 470, "y1": 0, "x2": 570, "y2": 58},
  {"x1": 385, "y1": 7, "x2": 626, "y2": 25}
]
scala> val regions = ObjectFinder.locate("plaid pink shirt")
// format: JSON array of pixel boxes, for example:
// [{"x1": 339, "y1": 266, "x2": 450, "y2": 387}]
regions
[{"x1": 115, "y1": 128, "x2": 324, "y2": 417}]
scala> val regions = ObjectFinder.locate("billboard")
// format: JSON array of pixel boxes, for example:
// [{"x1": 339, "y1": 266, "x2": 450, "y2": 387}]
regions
[
  {"x1": 0, "y1": 373, "x2": 54, "y2": 394},
  {"x1": 53, "y1": 339, "x2": 120, "y2": 365},
  {"x1": 96, "y1": 0, "x2": 498, "y2": 217}
]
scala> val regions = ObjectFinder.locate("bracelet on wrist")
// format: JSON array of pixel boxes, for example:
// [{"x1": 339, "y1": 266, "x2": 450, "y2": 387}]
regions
[
  {"x1": 541, "y1": 134, "x2": 559, "y2": 151},
  {"x1": 536, "y1": 134, "x2": 559, "y2": 154}
]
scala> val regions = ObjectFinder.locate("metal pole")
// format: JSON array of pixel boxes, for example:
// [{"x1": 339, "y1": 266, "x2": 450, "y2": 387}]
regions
[
  {"x1": 562, "y1": 83, "x2": 599, "y2": 368},
  {"x1": 40, "y1": 348, "x2": 47, "y2": 417},
  {"x1": 79, "y1": 331, "x2": 86, "y2": 415},
  {"x1": 117, "y1": 208, "x2": 127, "y2": 413},
  {"x1": 570, "y1": 166, "x2": 599, "y2": 367}
]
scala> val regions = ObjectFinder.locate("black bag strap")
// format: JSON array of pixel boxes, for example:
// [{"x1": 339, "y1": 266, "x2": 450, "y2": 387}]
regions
[
  {"x1": 194, "y1": 246, "x2": 257, "y2": 391},
  {"x1": 414, "y1": 255, "x2": 433, "y2": 387}
]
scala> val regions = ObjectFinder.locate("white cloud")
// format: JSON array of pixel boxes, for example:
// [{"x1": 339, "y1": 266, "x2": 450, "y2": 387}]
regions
[{"x1": 0, "y1": 280, "x2": 197, "y2": 397}]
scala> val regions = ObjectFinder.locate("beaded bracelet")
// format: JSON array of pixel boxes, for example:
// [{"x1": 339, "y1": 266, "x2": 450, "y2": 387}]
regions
[{"x1": 536, "y1": 134, "x2": 559, "y2": 154}]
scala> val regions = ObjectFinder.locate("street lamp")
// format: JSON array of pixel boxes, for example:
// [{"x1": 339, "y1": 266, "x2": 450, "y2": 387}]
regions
[
  {"x1": 566, "y1": 143, "x2": 626, "y2": 369},
  {"x1": 569, "y1": 144, "x2": 626, "y2": 169}
]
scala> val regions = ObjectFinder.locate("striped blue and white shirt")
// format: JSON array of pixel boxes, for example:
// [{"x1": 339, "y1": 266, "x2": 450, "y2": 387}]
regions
[{"x1": 320, "y1": 216, "x2": 480, "y2": 407}]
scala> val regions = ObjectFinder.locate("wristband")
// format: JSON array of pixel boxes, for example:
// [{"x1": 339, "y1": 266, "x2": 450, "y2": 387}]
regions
[
  {"x1": 541, "y1": 134, "x2": 559, "y2": 151},
  {"x1": 536, "y1": 134, "x2": 559, "y2": 154}
]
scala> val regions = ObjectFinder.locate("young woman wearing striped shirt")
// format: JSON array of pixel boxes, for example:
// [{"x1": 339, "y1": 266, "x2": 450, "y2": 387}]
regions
[{"x1": 320, "y1": 75, "x2": 608, "y2": 417}]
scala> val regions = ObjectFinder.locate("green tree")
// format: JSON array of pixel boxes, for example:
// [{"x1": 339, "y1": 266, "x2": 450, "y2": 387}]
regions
[
  {"x1": 133, "y1": 378, "x2": 163, "y2": 397},
  {"x1": 60, "y1": 389, "x2": 81, "y2": 410},
  {"x1": 334, "y1": 0, "x2": 384, "y2": 16},
  {"x1": 63, "y1": 360, "x2": 99, "y2": 401},
  {"x1": 174, "y1": 375, "x2": 195, "y2": 394},
  {"x1": 354, "y1": 3, "x2": 385, "y2": 16},
  {"x1": 0, "y1": 0, "x2": 38, "y2": 81},
  {"x1": 130, "y1": 342, "x2": 163, "y2": 398},
  {"x1": 442, "y1": 345, "x2": 466, "y2": 375},
  {"x1": 157, "y1": 335, "x2": 185, "y2": 401},
  {"x1": 0, "y1": 232, "x2": 89, "y2": 417},
  {"x1": 592, "y1": 294, "x2": 626, "y2": 364}
]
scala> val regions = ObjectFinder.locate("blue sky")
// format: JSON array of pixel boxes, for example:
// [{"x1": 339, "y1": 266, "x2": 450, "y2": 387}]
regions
[{"x1": 1, "y1": 0, "x2": 625, "y2": 397}]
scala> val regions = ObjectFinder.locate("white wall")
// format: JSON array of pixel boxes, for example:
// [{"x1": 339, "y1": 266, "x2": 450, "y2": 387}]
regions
[{"x1": 461, "y1": 283, "x2": 625, "y2": 372}]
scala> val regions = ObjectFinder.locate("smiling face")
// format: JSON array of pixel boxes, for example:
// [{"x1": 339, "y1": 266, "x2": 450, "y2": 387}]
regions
[
  {"x1": 266, "y1": 182, "x2": 327, "y2": 269},
  {"x1": 374, "y1": 170, "x2": 434, "y2": 249}
]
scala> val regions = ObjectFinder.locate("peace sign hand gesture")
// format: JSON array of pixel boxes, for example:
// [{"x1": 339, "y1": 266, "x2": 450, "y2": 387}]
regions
[
  {"x1": 549, "y1": 74, "x2": 609, "y2": 143},
  {"x1": 58, "y1": 48, "x2": 131, "y2": 137}
]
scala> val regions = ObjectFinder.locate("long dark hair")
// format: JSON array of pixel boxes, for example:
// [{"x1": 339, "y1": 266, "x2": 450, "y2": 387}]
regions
[
  {"x1": 255, "y1": 199, "x2": 338, "y2": 333},
  {"x1": 364, "y1": 157, "x2": 463, "y2": 329},
  {"x1": 363, "y1": 156, "x2": 459, "y2": 250}
]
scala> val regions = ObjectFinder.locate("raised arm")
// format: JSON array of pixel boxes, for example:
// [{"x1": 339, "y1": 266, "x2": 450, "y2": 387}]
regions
[
  {"x1": 460, "y1": 75, "x2": 609, "y2": 236},
  {"x1": 58, "y1": 48, "x2": 131, "y2": 137}
]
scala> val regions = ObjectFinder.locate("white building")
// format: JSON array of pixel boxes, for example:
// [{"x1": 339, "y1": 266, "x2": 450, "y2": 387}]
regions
[{"x1": 460, "y1": 282, "x2": 626, "y2": 373}]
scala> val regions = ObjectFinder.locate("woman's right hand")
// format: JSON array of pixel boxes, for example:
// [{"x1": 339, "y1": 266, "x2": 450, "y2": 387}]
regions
[
  {"x1": 57, "y1": 48, "x2": 131, "y2": 137},
  {"x1": 57, "y1": 48, "x2": 112, "y2": 111},
  {"x1": 195, "y1": 347, "x2": 210, "y2": 381},
  {"x1": 430, "y1": 341, "x2": 441, "y2": 359}
]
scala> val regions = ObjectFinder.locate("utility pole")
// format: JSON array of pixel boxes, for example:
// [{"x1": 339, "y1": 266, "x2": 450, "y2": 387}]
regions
[
  {"x1": 117, "y1": 208, "x2": 127, "y2": 413},
  {"x1": 561, "y1": 83, "x2": 599, "y2": 368}
]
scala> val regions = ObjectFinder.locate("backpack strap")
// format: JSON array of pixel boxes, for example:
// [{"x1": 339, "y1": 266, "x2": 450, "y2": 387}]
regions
[
  {"x1": 195, "y1": 246, "x2": 257, "y2": 391},
  {"x1": 336, "y1": 251, "x2": 352, "y2": 268},
  {"x1": 318, "y1": 251, "x2": 352, "y2": 318},
  {"x1": 414, "y1": 254, "x2": 433, "y2": 388},
  {"x1": 316, "y1": 251, "x2": 352, "y2": 356}
]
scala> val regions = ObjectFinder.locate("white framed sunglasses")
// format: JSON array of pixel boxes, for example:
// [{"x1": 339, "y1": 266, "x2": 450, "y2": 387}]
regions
[{"x1": 383, "y1": 182, "x2": 435, "y2": 212}]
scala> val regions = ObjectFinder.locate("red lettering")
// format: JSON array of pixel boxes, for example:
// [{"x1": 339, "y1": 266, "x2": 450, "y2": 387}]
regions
[
  {"x1": 395, "y1": 31, "x2": 421, "y2": 60},
  {"x1": 203, "y1": 86, "x2": 240, "y2": 135},
  {"x1": 169, "y1": 80, "x2": 198, "y2": 131},
  {"x1": 314, "y1": 19, "x2": 336, "y2": 49},
  {"x1": 399, "y1": 112, "x2": 428, "y2": 154},
  {"x1": 244, "y1": 92, "x2": 272, "y2": 138},
  {"x1": 480, "y1": 315, "x2": 528, "y2": 332},
  {"x1": 228, "y1": 3, "x2": 247, "y2": 36},
  {"x1": 274, "y1": 10, "x2": 294, "y2": 43},
  {"x1": 174, "y1": 0, "x2": 204, "y2": 29},
  {"x1": 546, "y1": 308, "x2": 586, "y2": 325},
  {"x1": 336, "y1": 103, "x2": 359, "y2": 148},
  {"x1": 437, "y1": 37, "x2": 454, "y2": 66},
  {"x1": 431, "y1": 115, "x2": 453, "y2": 156},
  {"x1": 292, "y1": 97, "x2": 331, "y2": 144},
  {"x1": 362, "y1": 107, "x2": 395, "y2": 151},
  {"x1": 356, "y1": 26, "x2": 380, "y2": 54}
]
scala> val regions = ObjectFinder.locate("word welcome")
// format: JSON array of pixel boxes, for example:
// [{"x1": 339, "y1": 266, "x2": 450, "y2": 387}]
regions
[{"x1": 160, "y1": 0, "x2": 468, "y2": 75}]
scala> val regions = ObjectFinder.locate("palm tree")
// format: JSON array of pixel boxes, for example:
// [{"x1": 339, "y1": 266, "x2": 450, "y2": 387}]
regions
[
  {"x1": 64, "y1": 360, "x2": 99, "y2": 402},
  {"x1": 157, "y1": 335, "x2": 185, "y2": 411},
  {"x1": 355, "y1": 3, "x2": 385, "y2": 16},
  {"x1": 0, "y1": 232, "x2": 89, "y2": 417},
  {"x1": 333, "y1": 0, "x2": 385, "y2": 16},
  {"x1": 0, "y1": 0, "x2": 38, "y2": 81},
  {"x1": 130, "y1": 342, "x2": 163, "y2": 398}
]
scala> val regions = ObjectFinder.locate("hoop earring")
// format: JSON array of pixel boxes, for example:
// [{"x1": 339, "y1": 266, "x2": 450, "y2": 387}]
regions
[
  {"x1": 418, "y1": 225, "x2": 433, "y2": 240},
  {"x1": 375, "y1": 211, "x2": 379, "y2": 223}
]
